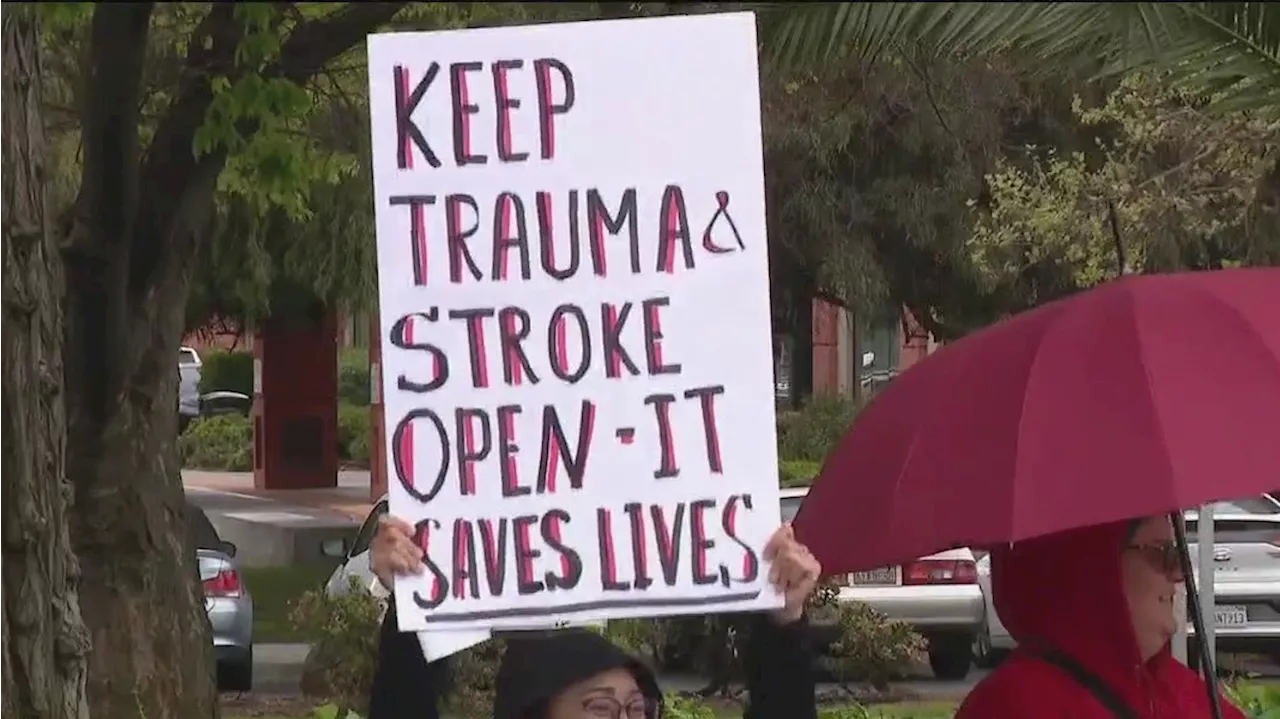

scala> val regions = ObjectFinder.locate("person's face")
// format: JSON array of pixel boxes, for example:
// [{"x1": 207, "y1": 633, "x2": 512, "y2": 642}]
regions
[
  {"x1": 1121, "y1": 516, "x2": 1184, "y2": 662},
  {"x1": 544, "y1": 667, "x2": 650, "y2": 719}
]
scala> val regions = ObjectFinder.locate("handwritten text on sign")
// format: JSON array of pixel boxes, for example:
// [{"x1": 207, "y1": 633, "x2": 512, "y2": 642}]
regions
[{"x1": 368, "y1": 13, "x2": 782, "y2": 632}]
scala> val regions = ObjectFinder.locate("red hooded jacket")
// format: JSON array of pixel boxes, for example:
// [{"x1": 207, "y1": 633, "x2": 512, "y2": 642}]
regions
[{"x1": 956, "y1": 521, "x2": 1246, "y2": 718}]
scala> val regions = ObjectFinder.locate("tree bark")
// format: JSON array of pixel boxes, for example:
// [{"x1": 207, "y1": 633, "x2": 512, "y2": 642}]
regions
[
  {"x1": 2, "y1": 7, "x2": 93, "y2": 719},
  {"x1": 55, "y1": 5, "x2": 407, "y2": 717}
]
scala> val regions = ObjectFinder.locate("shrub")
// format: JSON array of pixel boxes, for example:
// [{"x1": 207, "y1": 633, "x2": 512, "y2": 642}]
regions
[
  {"x1": 776, "y1": 394, "x2": 862, "y2": 463},
  {"x1": 339, "y1": 348, "x2": 372, "y2": 406},
  {"x1": 605, "y1": 618, "x2": 670, "y2": 668},
  {"x1": 1228, "y1": 681, "x2": 1280, "y2": 718},
  {"x1": 288, "y1": 581, "x2": 924, "y2": 718},
  {"x1": 665, "y1": 694, "x2": 717, "y2": 719},
  {"x1": 779, "y1": 459, "x2": 821, "y2": 487},
  {"x1": 198, "y1": 349, "x2": 255, "y2": 396},
  {"x1": 337, "y1": 403, "x2": 372, "y2": 465},
  {"x1": 817, "y1": 586, "x2": 926, "y2": 689},
  {"x1": 180, "y1": 414, "x2": 253, "y2": 470},
  {"x1": 292, "y1": 580, "x2": 384, "y2": 717},
  {"x1": 442, "y1": 635, "x2": 508, "y2": 719},
  {"x1": 288, "y1": 579, "x2": 511, "y2": 719}
]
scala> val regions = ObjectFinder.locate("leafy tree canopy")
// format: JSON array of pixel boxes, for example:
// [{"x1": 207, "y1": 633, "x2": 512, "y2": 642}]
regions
[
  {"x1": 760, "y1": 51, "x2": 1098, "y2": 338},
  {"x1": 968, "y1": 74, "x2": 1280, "y2": 306},
  {"x1": 39, "y1": 3, "x2": 645, "y2": 334}
]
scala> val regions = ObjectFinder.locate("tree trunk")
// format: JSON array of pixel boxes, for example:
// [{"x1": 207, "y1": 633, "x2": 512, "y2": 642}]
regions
[
  {"x1": 2, "y1": 8, "x2": 93, "y2": 719},
  {"x1": 66, "y1": 297, "x2": 219, "y2": 719},
  {"x1": 50, "y1": 5, "x2": 219, "y2": 713},
  {"x1": 54, "y1": 6, "x2": 409, "y2": 716}
]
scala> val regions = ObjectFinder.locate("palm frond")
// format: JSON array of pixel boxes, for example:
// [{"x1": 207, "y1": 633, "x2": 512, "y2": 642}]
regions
[
  {"x1": 1112, "y1": 3, "x2": 1280, "y2": 118},
  {"x1": 757, "y1": 2, "x2": 1119, "y2": 72},
  {"x1": 759, "y1": 2, "x2": 1280, "y2": 118}
]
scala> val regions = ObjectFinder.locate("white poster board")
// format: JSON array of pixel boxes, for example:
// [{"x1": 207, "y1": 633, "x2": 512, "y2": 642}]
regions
[{"x1": 367, "y1": 12, "x2": 782, "y2": 635}]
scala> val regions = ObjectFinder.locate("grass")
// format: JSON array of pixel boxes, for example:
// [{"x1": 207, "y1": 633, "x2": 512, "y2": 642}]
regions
[
  {"x1": 857, "y1": 702, "x2": 957, "y2": 718},
  {"x1": 226, "y1": 705, "x2": 960, "y2": 719},
  {"x1": 696, "y1": 694, "x2": 958, "y2": 718},
  {"x1": 242, "y1": 563, "x2": 338, "y2": 643}
]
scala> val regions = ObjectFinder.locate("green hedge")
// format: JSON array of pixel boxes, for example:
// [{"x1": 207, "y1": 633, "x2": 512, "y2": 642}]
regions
[
  {"x1": 195, "y1": 348, "x2": 373, "y2": 407},
  {"x1": 339, "y1": 347, "x2": 371, "y2": 406},
  {"x1": 181, "y1": 391, "x2": 863, "y2": 477},
  {"x1": 294, "y1": 578, "x2": 926, "y2": 719},
  {"x1": 180, "y1": 414, "x2": 253, "y2": 471},
  {"x1": 180, "y1": 404, "x2": 373, "y2": 470},
  {"x1": 779, "y1": 459, "x2": 822, "y2": 487},
  {"x1": 198, "y1": 350, "x2": 254, "y2": 396},
  {"x1": 337, "y1": 403, "x2": 371, "y2": 465},
  {"x1": 777, "y1": 393, "x2": 862, "y2": 463}
]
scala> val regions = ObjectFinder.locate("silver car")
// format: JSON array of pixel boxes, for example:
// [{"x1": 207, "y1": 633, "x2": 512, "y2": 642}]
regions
[
  {"x1": 178, "y1": 346, "x2": 203, "y2": 433},
  {"x1": 323, "y1": 497, "x2": 389, "y2": 598},
  {"x1": 187, "y1": 501, "x2": 254, "y2": 691},
  {"x1": 974, "y1": 496, "x2": 1280, "y2": 667},
  {"x1": 781, "y1": 487, "x2": 985, "y2": 680}
]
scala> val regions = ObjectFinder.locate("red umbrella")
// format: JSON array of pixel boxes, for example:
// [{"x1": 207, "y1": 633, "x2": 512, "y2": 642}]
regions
[{"x1": 793, "y1": 267, "x2": 1280, "y2": 576}]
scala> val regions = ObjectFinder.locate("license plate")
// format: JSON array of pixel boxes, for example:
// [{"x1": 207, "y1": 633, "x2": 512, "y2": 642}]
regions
[
  {"x1": 1214, "y1": 605, "x2": 1248, "y2": 627},
  {"x1": 850, "y1": 567, "x2": 900, "y2": 586}
]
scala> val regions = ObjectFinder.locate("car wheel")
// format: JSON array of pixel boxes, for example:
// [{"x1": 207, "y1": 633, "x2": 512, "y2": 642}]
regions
[
  {"x1": 928, "y1": 636, "x2": 974, "y2": 680},
  {"x1": 972, "y1": 623, "x2": 1008, "y2": 669},
  {"x1": 972, "y1": 626, "x2": 993, "y2": 669},
  {"x1": 218, "y1": 651, "x2": 253, "y2": 693}
]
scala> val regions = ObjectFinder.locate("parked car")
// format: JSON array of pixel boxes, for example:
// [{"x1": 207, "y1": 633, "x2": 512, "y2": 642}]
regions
[
  {"x1": 199, "y1": 390, "x2": 252, "y2": 418},
  {"x1": 974, "y1": 495, "x2": 1280, "y2": 668},
  {"x1": 187, "y1": 500, "x2": 254, "y2": 691},
  {"x1": 780, "y1": 486, "x2": 985, "y2": 680},
  {"x1": 323, "y1": 497, "x2": 389, "y2": 598},
  {"x1": 178, "y1": 346, "x2": 203, "y2": 433}
]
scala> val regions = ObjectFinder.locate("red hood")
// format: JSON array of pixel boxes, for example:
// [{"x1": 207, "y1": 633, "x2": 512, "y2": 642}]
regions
[
  {"x1": 991, "y1": 520, "x2": 1171, "y2": 684},
  {"x1": 962, "y1": 521, "x2": 1248, "y2": 717}
]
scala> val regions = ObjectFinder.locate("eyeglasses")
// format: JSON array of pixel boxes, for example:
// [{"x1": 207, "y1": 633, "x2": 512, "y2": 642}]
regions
[
  {"x1": 581, "y1": 696, "x2": 655, "y2": 719},
  {"x1": 1126, "y1": 540, "x2": 1184, "y2": 578}
]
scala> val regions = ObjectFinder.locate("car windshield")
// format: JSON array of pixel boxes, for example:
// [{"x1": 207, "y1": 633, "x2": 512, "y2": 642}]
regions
[
  {"x1": 185, "y1": 502, "x2": 223, "y2": 551},
  {"x1": 351, "y1": 501, "x2": 389, "y2": 558},
  {"x1": 780, "y1": 497, "x2": 803, "y2": 524}
]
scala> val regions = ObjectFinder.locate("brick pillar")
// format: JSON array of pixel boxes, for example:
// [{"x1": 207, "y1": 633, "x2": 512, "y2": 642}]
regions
[
  {"x1": 252, "y1": 312, "x2": 339, "y2": 490},
  {"x1": 811, "y1": 299, "x2": 842, "y2": 394},
  {"x1": 369, "y1": 308, "x2": 388, "y2": 503}
]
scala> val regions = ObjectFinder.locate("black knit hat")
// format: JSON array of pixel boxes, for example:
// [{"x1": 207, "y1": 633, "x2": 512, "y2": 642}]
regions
[{"x1": 492, "y1": 629, "x2": 663, "y2": 719}]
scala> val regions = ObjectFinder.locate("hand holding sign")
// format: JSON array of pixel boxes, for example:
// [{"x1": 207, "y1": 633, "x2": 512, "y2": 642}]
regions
[
  {"x1": 370, "y1": 515, "x2": 424, "y2": 590},
  {"x1": 373, "y1": 516, "x2": 821, "y2": 625},
  {"x1": 763, "y1": 524, "x2": 821, "y2": 625}
]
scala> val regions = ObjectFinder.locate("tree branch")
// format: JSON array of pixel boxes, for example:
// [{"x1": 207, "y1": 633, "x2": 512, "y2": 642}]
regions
[
  {"x1": 130, "y1": 2, "x2": 409, "y2": 293},
  {"x1": 130, "y1": 3, "x2": 243, "y2": 293},
  {"x1": 114, "y1": 2, "x2": 408, "y2": 377},
  {"x1": 270, "y1": 2, "x2": 408, "y2": 84}
]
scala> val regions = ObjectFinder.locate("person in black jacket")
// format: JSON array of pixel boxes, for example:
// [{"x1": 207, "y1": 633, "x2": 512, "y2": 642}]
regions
[{"x1": 367, "y1": 517, "x2": 821, "y2": 719}]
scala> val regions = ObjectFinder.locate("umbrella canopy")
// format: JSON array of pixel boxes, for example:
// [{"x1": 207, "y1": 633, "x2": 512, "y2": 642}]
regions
[{"x1": 794, "y1": 268, "x2": 1280, "y2": 576}]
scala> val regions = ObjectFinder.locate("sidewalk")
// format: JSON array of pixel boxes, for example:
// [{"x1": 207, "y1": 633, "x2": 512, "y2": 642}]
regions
[
  {"x1": 183, "y1": 469, "x2": 377, "y2": 520},
  {"x1": 253, "y1": 643, "x2": 311, "y2": 693},
  {"x1": 184, "y1": 470, "x2": 370, "y2": 567}
]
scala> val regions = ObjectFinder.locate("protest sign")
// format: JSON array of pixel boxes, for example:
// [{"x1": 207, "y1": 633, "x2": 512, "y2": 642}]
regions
[{"x1": 367, "y1": 11, "x2": 783, "y2": 633}]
